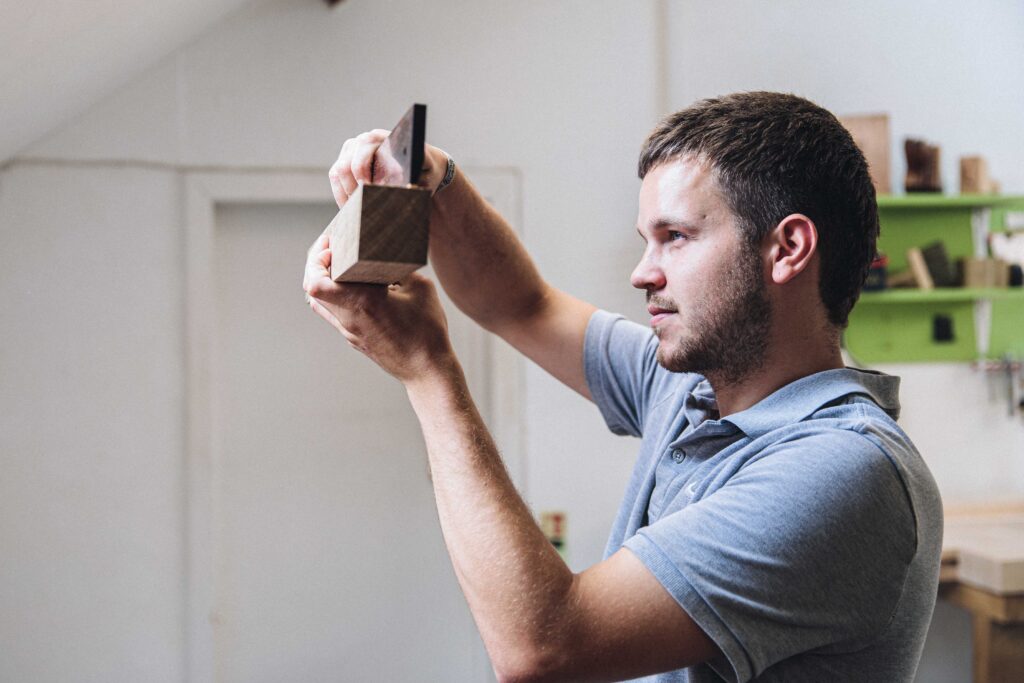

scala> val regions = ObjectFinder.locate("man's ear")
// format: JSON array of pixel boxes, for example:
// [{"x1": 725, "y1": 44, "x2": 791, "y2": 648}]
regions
[{"x1": 766, "y1": 214, "x2": 818, "y2": 285}]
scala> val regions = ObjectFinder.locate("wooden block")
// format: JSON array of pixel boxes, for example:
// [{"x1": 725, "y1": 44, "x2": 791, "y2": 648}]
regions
[
  {"x1": 963, "y1": 258, "x2": 993, "y2": 288},
  {"x1": 994, "y1": 258, "x2": 1010, "y2": 288},
  {"x1": 921, "y1": 241, "x2": 957, "y2": 286},
  {"x1": 328, "y1": 183, "x2": 431, "y2": 284},
  {"x1": 905, "y1": 138, "x2": 942, "y2": 193},
  {"x1": 906, "y1": 247, "x2": 935, "y2": 290},
  {"x1": 839, "y1": 113, "x2": 891, "y2": 195},
  {"x1": 964, "y1": 258, "x2": 1011, "y2": 289},
  {"x1": 958, "y1": 155, "x2": 991, "y2": 194},
  {"x1": 888, "y1": 269, "x2": 917, "y2": 288}
]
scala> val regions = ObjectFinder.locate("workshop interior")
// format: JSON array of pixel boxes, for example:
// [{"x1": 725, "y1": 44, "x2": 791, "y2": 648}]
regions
[{"x1": 1, "y1": 1, "x2": 1022, "y2": 681}]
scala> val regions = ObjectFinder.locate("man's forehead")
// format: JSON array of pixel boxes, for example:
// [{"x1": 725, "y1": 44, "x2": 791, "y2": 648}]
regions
[{"x1": 638, "y1": 157, "x2": 726, "y2": 226}]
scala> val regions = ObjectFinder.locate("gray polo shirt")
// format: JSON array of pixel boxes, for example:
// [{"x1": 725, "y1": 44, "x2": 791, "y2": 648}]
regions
[{"x1": 583, "y1": 311, "x2": 943, "y2": 682}]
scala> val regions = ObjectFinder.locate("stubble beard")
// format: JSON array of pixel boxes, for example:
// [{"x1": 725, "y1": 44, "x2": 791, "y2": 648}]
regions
[{"x1": 653, "y1": 244, "x2": 772, "y2": 385}]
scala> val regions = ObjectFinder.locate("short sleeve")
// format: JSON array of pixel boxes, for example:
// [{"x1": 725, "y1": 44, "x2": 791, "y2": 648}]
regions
[
  {"x1": 583, "y1": 310, "x2": 663, "y2": 437},
  {"x1": 623, "y1": 432, "x2": 917, "y2": 682}
]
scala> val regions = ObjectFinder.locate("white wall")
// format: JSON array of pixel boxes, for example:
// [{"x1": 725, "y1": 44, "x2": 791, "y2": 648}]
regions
[
  {"x1": 3, "y1": 0, "x2": 1023, "y2": 680},
  {"x1": 17, "y1": 0, "x2": 663, "y2": 572},
  {"x1": 2, "y1": 1, "x2": 656, "y2": 680},
  {"x1": 0, "y1": 164, "x2": 185, "y2": 681},
  {"x1": 667, "y1": 0, "x2": 1024, "y2": 194}
]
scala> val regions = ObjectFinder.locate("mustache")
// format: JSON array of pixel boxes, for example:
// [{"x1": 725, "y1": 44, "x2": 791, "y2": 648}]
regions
[{"x1": 646, "y1": 293, "x2": 677, "y2": 311}]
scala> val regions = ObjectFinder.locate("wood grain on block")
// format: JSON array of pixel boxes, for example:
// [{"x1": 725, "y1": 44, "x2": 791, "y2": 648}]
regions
[
  {"x1": 328, "y1": 183, "x2": 431, "y2": 284},
  {"x1": 839, "y1": 113, "x2": 891, "y2": 195}
]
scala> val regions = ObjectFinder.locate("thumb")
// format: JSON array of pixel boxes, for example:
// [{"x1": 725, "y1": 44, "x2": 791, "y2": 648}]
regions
[{"x1": 393, "y1": 272, "x2": 435, "y2": 297}]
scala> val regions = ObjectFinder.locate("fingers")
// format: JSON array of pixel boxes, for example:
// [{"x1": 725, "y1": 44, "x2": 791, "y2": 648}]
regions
[
  {"x1": 303, "y1": 233, "x2": 386, "y2": 317},
  {"x1": 328, "y1": 129, "x2": 390, "y2": 208},
  {"x1": 303, "y1": 235, "x2": 331, "y2": 292},
  {"x1": 352, "y1": 131, "x2": 387, "y2": 185},
  {"x1": 307, "y1": 268, "x2": 388, "y2": 330},
  {"x1": 328, "y1": 139, "x2": 354, "y2": 206}
]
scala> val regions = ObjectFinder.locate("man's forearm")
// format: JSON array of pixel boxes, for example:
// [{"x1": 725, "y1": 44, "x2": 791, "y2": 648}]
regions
[
  {"x1": 405, "y1": 359, "x2": 575, "y2": 677},
  {"x1": 427, "y1": 160, "x2": 549, "y2": 333}
]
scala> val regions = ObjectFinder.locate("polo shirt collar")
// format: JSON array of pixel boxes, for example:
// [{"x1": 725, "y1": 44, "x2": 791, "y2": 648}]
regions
[{"x1": 708, "y1": 367, "x2": 901, "y2": 438}]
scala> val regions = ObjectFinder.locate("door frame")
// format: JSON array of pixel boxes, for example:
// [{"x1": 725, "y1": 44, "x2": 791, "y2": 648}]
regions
[{"x1": 182, "y1": 168, "x2": 524, "y2": 682}]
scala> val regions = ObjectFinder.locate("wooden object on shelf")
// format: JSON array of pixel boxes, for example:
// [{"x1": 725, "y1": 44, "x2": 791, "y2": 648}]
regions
[
  {"x1": 904, "y1": 138, "x2": 942, "y2": 193},
  {"x1": 328, "y1": 184, "x2": 430, "y2": 283},
  {"x1": 845, "y1": 195, "x2": 1024, "y2": 363},
  {"x1": 963, "y1": 258, "x2": 1010, "y2": 289},
  {"x1": 961, "y1": 156, "x2": 1000, "y2": 195},
  {"x1": 921, "y1": 241, "x2": 957, "y2": 287},
  {"x1": 887, "y1": 269, "x2": 917, "y2": 287},
  {"x1": 906, "y1": 247, "x2": 935, "y2": 290},
  {"x1": 839, "y1": 113, "x2": 891, "y2": 194}
]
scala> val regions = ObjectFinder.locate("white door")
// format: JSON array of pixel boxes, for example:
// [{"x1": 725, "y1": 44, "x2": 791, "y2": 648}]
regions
[{"x1": 209, "y1": 201, "x2": 493, "y2": 682}]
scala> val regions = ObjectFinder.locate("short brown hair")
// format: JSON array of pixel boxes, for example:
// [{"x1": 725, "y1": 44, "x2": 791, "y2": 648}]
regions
[{"x1": 639, "y1": 92, "x2": 878, "y2": 328}]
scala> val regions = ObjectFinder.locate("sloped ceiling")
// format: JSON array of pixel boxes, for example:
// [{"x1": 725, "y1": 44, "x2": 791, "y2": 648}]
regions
[{"x1": 0, "y1": 0, "x2": 261, "y2": 163}]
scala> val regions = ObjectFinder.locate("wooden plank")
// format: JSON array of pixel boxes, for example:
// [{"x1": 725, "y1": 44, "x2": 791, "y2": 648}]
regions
[
  {"x1": 944, "y1": 512, "x2": 1024, "y2": 595},
  {"x1": 328, "y1": 183, "x2": 431, "y2": 284},
  {"x1": 839, "y1": 113, "x2": 891, "y2": 195},
  {"x1": 906, "y1": 247, "x2": 935, "y2": 290}
]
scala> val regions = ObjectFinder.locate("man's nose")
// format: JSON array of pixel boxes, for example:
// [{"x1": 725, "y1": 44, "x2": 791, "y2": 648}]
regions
[{"x1": 630, "y1": 251, "x2": 666, "y2": 291}]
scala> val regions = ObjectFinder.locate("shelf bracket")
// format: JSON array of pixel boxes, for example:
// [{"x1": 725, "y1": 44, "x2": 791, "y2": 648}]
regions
[
  {"x1": 974, "y1": 299, "x2": 993, "y2": 360},
  {"x1": 971, "y1": 207, "x2": 992, "y2": 258}
]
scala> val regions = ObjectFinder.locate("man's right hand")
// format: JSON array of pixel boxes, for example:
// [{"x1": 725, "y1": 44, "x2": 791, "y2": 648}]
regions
[
  {"x1": 328, "y1": 129, "x2": 449, "y2": 209},
  {"x1": 325, "y1": 127, "x2": 597, "y2": 401}
]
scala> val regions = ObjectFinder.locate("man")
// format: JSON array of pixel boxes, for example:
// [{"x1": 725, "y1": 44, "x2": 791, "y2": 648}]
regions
[{"x1": 303, "y1": 92, "x2": 942, "y2": 682}]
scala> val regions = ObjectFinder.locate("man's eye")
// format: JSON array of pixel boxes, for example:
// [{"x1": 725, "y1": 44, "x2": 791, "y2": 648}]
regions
[{"x1": 668, "y1": 230, "x2": 686, "y2": 241}]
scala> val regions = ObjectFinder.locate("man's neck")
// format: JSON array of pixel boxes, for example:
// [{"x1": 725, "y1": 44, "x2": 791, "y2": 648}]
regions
[{"x1": 707, "y1": 339, "x2": 845, "y2": 417}]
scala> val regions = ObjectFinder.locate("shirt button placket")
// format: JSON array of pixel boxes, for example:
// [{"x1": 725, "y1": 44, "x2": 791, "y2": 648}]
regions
[{"x1": 672, "y1": 448, "x2": 685, "y2": 464}]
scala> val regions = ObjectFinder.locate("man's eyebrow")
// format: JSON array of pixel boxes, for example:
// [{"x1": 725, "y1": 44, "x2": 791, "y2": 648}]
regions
[
  {"x1": 635, "y1": 217, "x2": 702, "y2": 237},
  {"x1": 648, "y1": 216, "x2": 701, "y2": 231}
]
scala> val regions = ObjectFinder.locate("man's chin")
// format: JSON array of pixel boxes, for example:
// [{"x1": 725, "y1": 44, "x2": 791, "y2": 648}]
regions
[{"x1": 656, "y1": 343, "x2": 692, "y2": 374}]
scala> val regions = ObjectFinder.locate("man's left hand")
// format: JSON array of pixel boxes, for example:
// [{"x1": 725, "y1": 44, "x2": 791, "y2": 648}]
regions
[{"x1": 302, "y1": 232, "x2": 455, "y2": 383}]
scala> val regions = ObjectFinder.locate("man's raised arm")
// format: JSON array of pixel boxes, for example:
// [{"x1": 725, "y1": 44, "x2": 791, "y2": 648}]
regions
[{"x1": 328, "y1": 132, "x2": 596, "y2": 399}]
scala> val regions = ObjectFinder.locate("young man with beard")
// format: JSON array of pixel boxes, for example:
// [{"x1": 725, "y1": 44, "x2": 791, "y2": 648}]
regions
[{"x1": 303, "y1": 92, "x2": 943, "y2": 682}]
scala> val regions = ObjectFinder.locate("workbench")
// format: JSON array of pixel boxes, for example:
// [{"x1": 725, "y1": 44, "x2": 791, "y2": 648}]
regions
[{"x1": 940, "y1": 509, "x2": 1024, "y2": 683}]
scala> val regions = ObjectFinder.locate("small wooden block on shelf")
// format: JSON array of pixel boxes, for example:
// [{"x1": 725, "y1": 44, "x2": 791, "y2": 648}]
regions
[
  {"x1": 904, "y1": 138, "x2": 942, "y2": 193},
  {"x1": 905, "y1": 247, "x2": 935, "y2": 290},
  {"x1": 961, "y1": 156, "x2": 1000, "y2": 195},
  {"x1": 839, "y1": 113, "x2": 891, "y2": 194},
  {"x1": 328, "y1": 183, "x2": 431, "y2": 284}
]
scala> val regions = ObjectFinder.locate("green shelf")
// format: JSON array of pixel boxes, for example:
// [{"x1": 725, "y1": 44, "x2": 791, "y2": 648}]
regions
[
  {"x1": 859, "y1": 288, "x2": 1024, "y2": 304},
  {"x1": 844, "y1": 195, "x2": 1024, "y2": 363},
  {"x1": 876, "y1": 195, "x2": 1012, "y2": 209}
]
